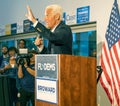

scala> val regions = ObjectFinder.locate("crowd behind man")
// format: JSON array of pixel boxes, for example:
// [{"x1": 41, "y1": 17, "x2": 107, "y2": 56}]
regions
[{"x1": 0, "y1": 40, "x2": 38, "y2": 106}]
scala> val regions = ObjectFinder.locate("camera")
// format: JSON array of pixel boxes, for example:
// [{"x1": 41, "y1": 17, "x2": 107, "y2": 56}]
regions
[
  {"x1": 17, "y1": 49, "x2": 33, "y2": 66},
  {"x1": 18, "y1": 58, "x2": 25, "y2": 66},
  {"x1": 17, "y1": 54, "x2": 33, "y2": 65}
]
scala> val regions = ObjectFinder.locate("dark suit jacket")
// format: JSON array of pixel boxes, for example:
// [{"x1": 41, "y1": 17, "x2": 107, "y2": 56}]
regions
[{"x1": 34, "y1": 21, "x2": 72, "y2": 54}]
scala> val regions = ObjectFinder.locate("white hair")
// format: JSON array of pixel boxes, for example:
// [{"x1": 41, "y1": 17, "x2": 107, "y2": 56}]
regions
[{"x1": 45, "y1": 4, "x2": 63, "y2": 20}]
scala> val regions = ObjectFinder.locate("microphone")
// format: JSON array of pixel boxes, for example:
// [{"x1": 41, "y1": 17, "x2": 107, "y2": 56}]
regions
[{"x1": 34, "y1": 33, "x2": 43, "y2": 46}]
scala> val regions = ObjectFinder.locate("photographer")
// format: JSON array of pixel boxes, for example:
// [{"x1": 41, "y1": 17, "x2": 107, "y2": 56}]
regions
[{"x1": 18, "y1": 50, "x2": 37, "y2": 106}]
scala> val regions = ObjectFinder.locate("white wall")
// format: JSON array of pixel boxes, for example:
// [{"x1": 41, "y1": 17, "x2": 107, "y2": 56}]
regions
[
  {"x1": 0, "y1": 0, "x2": 119, "y2": 105},
  {"x1": 0, "y1": 0, "x2": 116, "y2": 43}
]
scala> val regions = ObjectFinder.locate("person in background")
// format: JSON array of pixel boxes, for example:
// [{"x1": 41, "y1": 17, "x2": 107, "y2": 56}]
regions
[
  {"x1": 18, "y1": 39, "x2": 26, "y2": 49},
  {"x1": 2, "y1": 46, "x2": 19, "y2": 106},
  {"x1": 26, "y1": 4, "x2": 73, "y2": 54},
  {"x1": 18, "y1": 39, "x2": 29, "y2": 57},
  {"x1": 0, "y1": 45, "x2": 9, "y2": 73},
  {"x1": 18, "y1": 50, "x2": 37, "y2": 106}
]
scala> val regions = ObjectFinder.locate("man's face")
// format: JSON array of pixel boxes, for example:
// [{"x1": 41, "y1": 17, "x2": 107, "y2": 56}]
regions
[
  {"x1": 44, "y1": 8, "x2": 57, "y2": 29},
  {"x1": 2, "y1": 47, "x2": 8, "y2": 55}
]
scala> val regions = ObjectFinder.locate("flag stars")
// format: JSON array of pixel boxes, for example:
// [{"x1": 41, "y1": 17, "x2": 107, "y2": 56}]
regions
[{"x1": 105, "y1": 2, "x2": 120, "y2": 50}]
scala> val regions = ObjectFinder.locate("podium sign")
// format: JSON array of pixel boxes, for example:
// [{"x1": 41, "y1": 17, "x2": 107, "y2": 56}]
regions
[
  {"x1": 35, "y1": 54, "x2": 58, "y2": 104},
  {"x1": 36, "y1": 55, "x2": 58, "y2": 80},
  {"x1": 36, "y1": 79, "x2": 58, "y2": 104}
]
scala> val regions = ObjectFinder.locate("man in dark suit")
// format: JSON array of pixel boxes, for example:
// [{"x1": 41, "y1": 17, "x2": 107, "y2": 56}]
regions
[{"x1": 26, "y1": 4, "x2": 72, "y2": 54}]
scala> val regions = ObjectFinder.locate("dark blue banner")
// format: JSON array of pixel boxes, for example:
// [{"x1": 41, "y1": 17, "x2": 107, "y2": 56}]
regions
[
  {"x1": 23, "y1": 19, "x2": 35, "y2": 33},
  {"x1": 77, "y1": 6, "x2": 90, "y2": 24},
  {"x1": 11, "y1": 23, "x2": 17, "y2": 35}
]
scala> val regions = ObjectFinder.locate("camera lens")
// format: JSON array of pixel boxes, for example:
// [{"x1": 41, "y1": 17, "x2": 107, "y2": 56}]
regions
[{"x1": 19, "y1": 58, "x2": 25, "y2": 65}]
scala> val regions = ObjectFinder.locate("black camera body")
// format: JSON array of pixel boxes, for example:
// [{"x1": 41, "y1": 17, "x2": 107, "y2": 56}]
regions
[
  {"x1": 17, "y1": 49, "x2": 33, "y2": 66},
  {"x1": 18, "y1": 58, "x2": 25, "y2": 66},
  {"x1": 17, "y1": 54, "x2": 33, "y2": 66}
]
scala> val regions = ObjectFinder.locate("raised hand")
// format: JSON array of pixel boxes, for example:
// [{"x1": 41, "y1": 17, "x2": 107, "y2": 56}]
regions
[{"x1": 25, "y1": 5, "x2": 37, "y2": 23}]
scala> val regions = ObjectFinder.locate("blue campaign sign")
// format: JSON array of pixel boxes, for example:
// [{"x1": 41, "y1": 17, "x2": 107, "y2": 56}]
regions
[
  {"x1": 23, "y1": 19, "x2": 35, "y2": 33},
  {"x1": 11, "y1": 23, "x2": 17, "y2": 35},
  {"x1": 62, "y1": 12, "x2": 66, "y2": 24},
  {"x1": 77, "y1": 6, "x2": 90, "y2": 24},
  {"x1": 35, "y1": 54, "x2": 58, "y2": 80}
]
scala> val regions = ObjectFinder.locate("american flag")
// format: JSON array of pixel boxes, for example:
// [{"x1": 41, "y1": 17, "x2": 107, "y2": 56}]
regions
[{"x1": 100, "y1": 0, "x2": 120, "y2": 106}]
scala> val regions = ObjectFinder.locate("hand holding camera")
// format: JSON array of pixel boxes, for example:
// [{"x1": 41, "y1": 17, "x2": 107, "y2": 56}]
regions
[{"x1": 18, "y1": 58, "x2": 26, "y2": 66}]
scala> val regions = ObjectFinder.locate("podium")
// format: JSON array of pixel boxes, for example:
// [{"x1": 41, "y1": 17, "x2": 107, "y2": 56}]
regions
[{"x1": 35, "y1": 54, "x2": 96, "y2": 106}]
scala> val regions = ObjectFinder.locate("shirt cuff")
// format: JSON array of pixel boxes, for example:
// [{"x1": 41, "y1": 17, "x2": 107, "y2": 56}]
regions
[
  {"x1": 33, "y1": 21, "x2": 38, "y2": 27},
  {"x1": 37, "y1": 45, "x2": 44, "y2": 52}
]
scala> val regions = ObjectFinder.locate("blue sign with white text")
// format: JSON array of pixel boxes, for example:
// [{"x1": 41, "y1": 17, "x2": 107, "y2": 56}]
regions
[
  {"x1": 77, "y1": 6, "x2": 90, "y2": 24},
  {"x1": 62, "y1": 12, "x2": 66, "y2": 24},
  {"x1": 11, "y1": 23, "x2": 17, "y2": 34},
  {"x1": 23, "y1": 19, "x2": 35, "y2": 33}
]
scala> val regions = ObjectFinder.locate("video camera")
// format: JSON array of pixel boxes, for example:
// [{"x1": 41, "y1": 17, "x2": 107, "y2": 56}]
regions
[{"x1": 17, "y1": 49, "x2": 33, "y2": 66}]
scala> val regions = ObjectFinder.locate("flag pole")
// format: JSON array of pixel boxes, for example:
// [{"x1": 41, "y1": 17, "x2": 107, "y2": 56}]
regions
[{"x1": 97, "y1": 66, "x2": 102, "y2": 83}]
